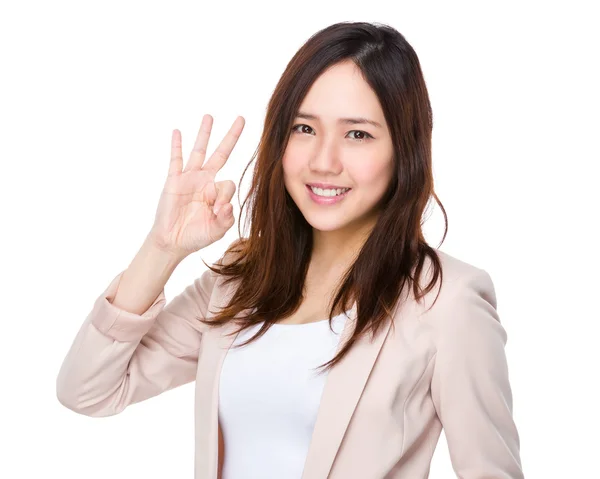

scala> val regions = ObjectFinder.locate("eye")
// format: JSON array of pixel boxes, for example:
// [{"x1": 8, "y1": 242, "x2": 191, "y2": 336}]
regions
[
  {"x1": 291, "y1": 124, "x2": 374, "y2": 142},
  {"x1": 291, "y1": 124, "x2": 315, "y2": 135},
  {"x1": 347, "y1": 130, "x2": 374, "y2": 142}
]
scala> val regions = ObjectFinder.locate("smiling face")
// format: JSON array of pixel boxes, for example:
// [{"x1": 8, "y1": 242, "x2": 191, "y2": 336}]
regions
[{"x1": 282, "y1": 60, "x2": 394, "y2": 238}]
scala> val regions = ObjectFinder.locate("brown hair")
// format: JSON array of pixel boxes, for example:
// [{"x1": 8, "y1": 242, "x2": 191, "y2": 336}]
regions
[{"x1": 198, "y1": 21, "x2": 447, "y2": 374}]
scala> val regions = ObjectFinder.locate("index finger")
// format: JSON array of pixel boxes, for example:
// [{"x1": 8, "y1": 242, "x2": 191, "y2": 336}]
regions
[{"x1": 202, "y1": 116, "x2": 245, "y2": 175}]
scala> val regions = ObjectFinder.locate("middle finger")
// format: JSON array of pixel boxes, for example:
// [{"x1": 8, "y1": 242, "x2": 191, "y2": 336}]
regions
[{"x1": 184, "y1": 114, "x2": 214, "y2": 173}]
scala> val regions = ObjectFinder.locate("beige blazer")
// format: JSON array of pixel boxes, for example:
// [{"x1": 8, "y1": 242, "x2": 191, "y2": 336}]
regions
[{"x1": 56, "y1": 246, "x2": 524, "y2": 479}]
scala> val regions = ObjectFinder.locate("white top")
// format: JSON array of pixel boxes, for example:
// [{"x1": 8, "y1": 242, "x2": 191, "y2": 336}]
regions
[{"x1": 218, "y1": 311, "x2": 349, "y2": 479}]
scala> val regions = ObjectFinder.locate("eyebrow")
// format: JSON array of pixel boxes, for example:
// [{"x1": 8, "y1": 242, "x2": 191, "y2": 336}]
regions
[{"x1": 295, "y1": 111, "x2": 383, "y2": 129}]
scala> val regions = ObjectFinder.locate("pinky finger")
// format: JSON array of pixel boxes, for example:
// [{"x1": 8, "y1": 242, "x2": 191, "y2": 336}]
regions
[{"x1": 169, "y1": 129, "x2": 183, "y2": 176}]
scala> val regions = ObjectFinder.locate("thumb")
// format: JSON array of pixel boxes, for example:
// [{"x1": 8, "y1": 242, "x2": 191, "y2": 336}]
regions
[{"x1": 215, "y1": 203, "x2": 234, "y2": 226}]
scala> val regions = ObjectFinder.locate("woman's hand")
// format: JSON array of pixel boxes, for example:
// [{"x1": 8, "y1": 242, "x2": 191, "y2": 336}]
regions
[{"x1": 147, "y1": 114, "x2": 245, "y2": 258}]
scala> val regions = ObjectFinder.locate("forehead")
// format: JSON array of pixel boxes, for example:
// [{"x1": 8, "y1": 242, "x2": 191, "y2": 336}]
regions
[{"x1": 298, "y1": 61, "x2": 385, "y2": 124}]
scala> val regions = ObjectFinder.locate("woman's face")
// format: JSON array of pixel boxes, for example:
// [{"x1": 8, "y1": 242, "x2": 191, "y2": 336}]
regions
[{"x1": 282, "y1": 60, "x2": 394, "y2": 235}]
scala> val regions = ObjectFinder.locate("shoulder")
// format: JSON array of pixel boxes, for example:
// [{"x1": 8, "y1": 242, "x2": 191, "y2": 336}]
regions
[
  {"x1": 415, "y1": 249, "x2": 505, "y2": 356},
  {"x1": 416, "y1": 248, "x2": 498, "y2": 325},
  {"x1": 432, "y1": 248, "x2": 492, "y2": 285}
]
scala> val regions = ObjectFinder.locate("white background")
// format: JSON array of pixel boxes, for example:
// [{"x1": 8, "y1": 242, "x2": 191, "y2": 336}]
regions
[{"x1": 1, "y1": 0, "x2": 598, "y2": 477}]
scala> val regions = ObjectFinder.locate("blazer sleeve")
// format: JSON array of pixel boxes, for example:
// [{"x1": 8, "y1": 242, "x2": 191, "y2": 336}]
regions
[
  {"x1": 56, "y1": 265, "x2": 219, "y2": 417},
  {"x1": 430, "y1": 269, "x2": 524, "y2": 479}
]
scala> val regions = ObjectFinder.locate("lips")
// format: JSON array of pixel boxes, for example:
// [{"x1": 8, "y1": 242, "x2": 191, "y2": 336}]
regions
[
  {"x1": 306, "y1": 184, "x2": 351, "y2": 205},
  {"x1": 306, "y1": 183, "x2": 351, "y2": 190}
]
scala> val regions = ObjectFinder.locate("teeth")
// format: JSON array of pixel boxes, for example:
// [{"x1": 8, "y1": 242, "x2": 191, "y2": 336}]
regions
[{"x1": 309, "y1": 186, "x2": 350, "y2": 197}]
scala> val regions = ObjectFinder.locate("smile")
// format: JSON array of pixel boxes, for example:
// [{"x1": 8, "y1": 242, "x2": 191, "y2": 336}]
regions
[{"x1": 306, "y1": 185, "x2": 352, "y2": 205}]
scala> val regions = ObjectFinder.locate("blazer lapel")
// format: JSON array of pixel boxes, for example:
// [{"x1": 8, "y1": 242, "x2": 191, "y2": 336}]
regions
[
  {"x1": 300, "y1": 301, "x2": 394, "y2": 478},
  {"x1": 195, "y1": 280, "x2": 250, "y2": 479},
  {"x1": 202, "y1": 280, "x2": 398, "y2": 479}
]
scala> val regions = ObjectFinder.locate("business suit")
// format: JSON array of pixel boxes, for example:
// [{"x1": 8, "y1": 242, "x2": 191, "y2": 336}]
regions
[{"x1": 56, "y1": 245, "x2": 524, "y2": 478}]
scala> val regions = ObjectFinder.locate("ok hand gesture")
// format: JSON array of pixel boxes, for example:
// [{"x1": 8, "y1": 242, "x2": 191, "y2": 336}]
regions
[{"x1": 147, "y1": 114, "x2": 245, "y2": 258}]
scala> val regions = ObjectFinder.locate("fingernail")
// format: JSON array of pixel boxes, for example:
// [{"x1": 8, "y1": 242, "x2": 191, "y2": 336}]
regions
[{"x1": 213, "y1": 204, "x2": 221, "y2": 215}]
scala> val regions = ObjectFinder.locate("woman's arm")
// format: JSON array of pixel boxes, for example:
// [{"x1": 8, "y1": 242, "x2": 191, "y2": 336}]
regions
[
  {"x1": 430, "y1": 268, "x2": 524, "y2": 478},
  {"x1": 55, "y1": 237, "x2": 223, "y2": 417}
]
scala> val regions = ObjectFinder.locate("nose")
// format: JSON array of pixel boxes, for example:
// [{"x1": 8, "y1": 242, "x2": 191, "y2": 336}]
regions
[{"x1": 308, "y1": 136, "x2": 343, "y2": 175}]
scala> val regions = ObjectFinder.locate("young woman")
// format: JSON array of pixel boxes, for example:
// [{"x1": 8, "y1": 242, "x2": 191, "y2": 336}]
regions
[{"x1": 57, "y1": 21, "x2": 524, "y2": 479}]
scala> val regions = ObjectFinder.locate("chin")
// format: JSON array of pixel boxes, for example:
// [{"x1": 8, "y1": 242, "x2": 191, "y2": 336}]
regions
[{"x1": 302, "y1": 212, "x2": 355, "y2": 232}]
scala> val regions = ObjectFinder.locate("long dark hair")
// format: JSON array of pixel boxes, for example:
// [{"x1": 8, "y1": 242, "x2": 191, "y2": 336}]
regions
[{"x1": 198, "y1": 21, "x2": 447, "y2": 374}]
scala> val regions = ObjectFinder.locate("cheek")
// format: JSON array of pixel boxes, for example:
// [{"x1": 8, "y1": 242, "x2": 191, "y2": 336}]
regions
[
  {"x1": 350, "y1": 160, "x2": 393, "y2": 187},
  {"x1": 282, "y1": 148, "x2": 305, "y2": 180},
  {"x1": 282, "y1": 153, "x2": 301, "y2": 193},
  {"x1": 344, "y1": 143, "x2": 394, "y2": 186}
]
